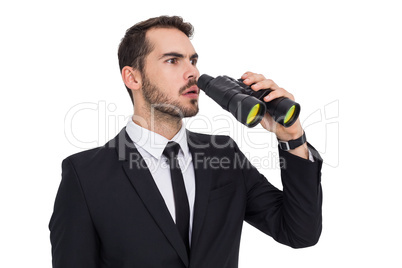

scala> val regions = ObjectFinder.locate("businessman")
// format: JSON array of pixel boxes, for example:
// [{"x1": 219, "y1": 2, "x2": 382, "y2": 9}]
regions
[{"x1": 49, "y1": 16, "x2": 323, "y2": 268}]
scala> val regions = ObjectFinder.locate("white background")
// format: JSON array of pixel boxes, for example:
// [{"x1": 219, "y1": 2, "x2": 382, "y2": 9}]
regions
[{"x1": 1, "y1": 0, "x2": 401, "y2": 267}]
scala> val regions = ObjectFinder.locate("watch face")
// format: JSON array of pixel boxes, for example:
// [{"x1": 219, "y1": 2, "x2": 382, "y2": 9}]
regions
[
  {"x1": 279, "y1": 132, "x2": 306, "y2": 151},
  {"x1": 279, "y1": 141, "x2": 290, "y2": 151}
]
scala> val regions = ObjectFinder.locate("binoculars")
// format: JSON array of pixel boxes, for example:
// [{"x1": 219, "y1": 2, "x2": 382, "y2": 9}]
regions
[{"x1": 197, "y1": 74, "x2": 300, "y2": 128}]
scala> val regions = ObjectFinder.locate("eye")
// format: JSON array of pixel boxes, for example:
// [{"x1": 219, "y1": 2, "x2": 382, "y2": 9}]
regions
[
  {"x1": 166, "y1": 58, "x2": 178, "y2": 64},
  {"x1": 190, "y1": 58, "x2": 198, "y2": 65}
]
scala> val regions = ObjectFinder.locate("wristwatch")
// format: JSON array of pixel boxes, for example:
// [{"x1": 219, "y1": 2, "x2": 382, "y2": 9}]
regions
[{"x1": 278, "y1": 132, "x2": 307, "y2": 151}]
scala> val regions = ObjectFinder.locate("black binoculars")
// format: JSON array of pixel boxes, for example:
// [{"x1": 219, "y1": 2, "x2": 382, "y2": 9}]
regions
[{"x1": 197, "y1": 74, "x2": 300, "y2": 128}]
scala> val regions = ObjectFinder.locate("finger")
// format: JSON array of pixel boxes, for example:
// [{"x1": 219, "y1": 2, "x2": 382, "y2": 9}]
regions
[
  {"x1": 241, "y1": 71, "x2": 261, "y2": 79},
  {"x1": 263, "y1": 87, "x2": 295, "y2": 102},
  {"x1": 242, "y1": 73, "x2": 266, "y2": 86},
  {"x1": 241, "y1": 71, "x2": 252, "y2": 79},
  {"x1": 259, "y1": 112, "x2": 275, "y2": 132},
  {"x1": 251, "y1": 79, "x2": 279, "y2": 91}
]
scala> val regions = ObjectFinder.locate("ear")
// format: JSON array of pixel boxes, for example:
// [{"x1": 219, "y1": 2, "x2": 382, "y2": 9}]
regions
[{"x1": 122, "y1": 66, "x2": 142, "y2": 91}]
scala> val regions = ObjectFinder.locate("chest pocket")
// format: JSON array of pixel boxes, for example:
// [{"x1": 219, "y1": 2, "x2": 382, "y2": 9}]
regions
[{"x1": 209, "y1": 182, "x2": 236, "y2": 201}]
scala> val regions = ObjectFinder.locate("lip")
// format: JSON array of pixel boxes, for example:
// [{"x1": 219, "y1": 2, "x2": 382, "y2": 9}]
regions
[{"x1": 182, "y1": 85, "x2": 199, "y2": 98}]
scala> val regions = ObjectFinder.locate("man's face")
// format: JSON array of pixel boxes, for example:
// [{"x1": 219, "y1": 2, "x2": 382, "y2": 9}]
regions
[{"x1": 141, "y1": 27, "x2": 200, "y2": 118}]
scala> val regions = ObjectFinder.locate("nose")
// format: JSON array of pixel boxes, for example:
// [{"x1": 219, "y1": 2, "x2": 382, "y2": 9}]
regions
[{"x1": 183, "y1": 62, "x2": 199, "y2": 81}]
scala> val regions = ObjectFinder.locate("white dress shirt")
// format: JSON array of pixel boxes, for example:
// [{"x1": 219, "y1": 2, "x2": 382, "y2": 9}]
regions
[
  {"x1": 125, "y1": 119, "x2": 314, "y2": 244},
  {"x1": 125, "y1": 120, "x2": 196, "y2": 242}
]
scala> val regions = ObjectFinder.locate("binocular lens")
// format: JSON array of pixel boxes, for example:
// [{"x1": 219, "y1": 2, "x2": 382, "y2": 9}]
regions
[
  {"x1": 197, "y1": 74, "x2": 300, "y2": 128},
  {"x1": 247, "y1": 103, "x2": 262, "y2": 125},
  {"x1": 284, "y1": 105, "x2": 296, "y2": 125}
]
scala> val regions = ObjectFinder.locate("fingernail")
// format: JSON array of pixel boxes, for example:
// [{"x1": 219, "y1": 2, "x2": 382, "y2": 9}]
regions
[
  {"x1": 244, "y1": 78, "x2": 250, "y2": 83},
  {"x1": 264, "y1": 95, "x2": 270, "y2": 101},
  {"x1": 242, "y1": 73, "x2": 248, "y2": 78}
]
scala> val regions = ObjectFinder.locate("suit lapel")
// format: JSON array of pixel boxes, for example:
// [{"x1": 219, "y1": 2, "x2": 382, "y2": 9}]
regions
[
  {"x1": 186, "y1": 131, "x2": 213, "y2": 256},
  {"x1": 114, "y1": 129, "x2": 189, "y2": 267}
]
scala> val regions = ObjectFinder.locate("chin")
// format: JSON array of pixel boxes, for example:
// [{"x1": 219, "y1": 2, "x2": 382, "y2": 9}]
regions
[{"x1": 183, "y1": 105, "x2": 199, "y2": 118}]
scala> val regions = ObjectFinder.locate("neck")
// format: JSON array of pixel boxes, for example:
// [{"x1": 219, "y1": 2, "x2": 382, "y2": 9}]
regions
[{"x1": 132, "y1": 105, "x2": 183, "y2": 140}]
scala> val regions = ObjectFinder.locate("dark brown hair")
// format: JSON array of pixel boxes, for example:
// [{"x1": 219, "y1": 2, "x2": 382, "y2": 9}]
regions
[{"x1": 118, "y1": 16, "x2": 194, "y2": 103}]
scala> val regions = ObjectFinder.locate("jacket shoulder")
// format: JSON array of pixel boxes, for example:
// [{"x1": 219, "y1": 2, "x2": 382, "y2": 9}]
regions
[
  {"x1": 62, "y1": 132, "x2": 121, "y2": 172},
  {"x1": 187, "y1": 130, "x2": 236, "y2": 146}
]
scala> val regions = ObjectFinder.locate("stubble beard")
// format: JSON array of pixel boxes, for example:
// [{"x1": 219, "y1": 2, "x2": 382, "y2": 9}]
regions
[{"x1": 142, "y1": 74, "x2": 199, "y2": 120}]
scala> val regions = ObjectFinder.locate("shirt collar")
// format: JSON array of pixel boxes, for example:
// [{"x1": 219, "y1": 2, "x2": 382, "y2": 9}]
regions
[{"x1": 125, "y1": 119, "x2": 190, "y2": 160}]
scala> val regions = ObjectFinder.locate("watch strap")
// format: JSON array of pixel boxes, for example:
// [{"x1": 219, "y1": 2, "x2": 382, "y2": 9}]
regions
[{"x1": 278, "y1": 132, "x2": 306, "y2": 151}]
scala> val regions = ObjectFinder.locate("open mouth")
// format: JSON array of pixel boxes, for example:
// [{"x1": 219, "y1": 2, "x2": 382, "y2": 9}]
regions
[
  {"x1": 184, "y1": 89, "x2": 198, "y2": 95},
  {"x1": 182, "y1": 86, "x2": 199, "y2": 96}
]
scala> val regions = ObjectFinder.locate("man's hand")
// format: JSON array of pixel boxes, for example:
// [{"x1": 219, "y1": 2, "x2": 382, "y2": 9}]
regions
[{"x1": 241, "y1": 72, "x2": 309, "y2": 159}]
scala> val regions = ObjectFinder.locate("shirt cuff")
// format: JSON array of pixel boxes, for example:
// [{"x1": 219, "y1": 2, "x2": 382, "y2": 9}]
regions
[{"x1": 308, "y1": 149, "x2": 315, "y2": 162}]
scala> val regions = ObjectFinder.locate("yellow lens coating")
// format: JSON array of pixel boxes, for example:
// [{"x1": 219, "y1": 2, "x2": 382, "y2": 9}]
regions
[
  {"x1": 247, "y1": 104, "x2": 261, "y2": 125},
  {"x1": 284, "y1": 105, "x2": 296, "y2": 124}
]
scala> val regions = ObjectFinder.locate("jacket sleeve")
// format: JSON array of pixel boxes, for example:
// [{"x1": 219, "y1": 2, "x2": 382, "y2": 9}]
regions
[
  {"x1": 49, "y1": 158, "x2": 100, "y2": 267},
  {"x1": 241, "y1": 143, "x2": 323, "y2": 248}
]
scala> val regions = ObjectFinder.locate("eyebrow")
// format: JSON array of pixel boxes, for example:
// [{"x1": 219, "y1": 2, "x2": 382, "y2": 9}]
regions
[{"x1": 159, "y1": 52, "x2": 198, "y2": 60}]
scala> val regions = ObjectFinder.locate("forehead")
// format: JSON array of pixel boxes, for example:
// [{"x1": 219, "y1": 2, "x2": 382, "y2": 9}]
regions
[{"x1": 146, "y1": 27, "x2": 196, "y2": 56}]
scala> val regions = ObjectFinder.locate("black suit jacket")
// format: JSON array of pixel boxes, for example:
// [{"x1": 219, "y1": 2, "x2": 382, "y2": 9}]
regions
[{"x1": 49, "y1": 128, "x2": 323, "y2": 268}]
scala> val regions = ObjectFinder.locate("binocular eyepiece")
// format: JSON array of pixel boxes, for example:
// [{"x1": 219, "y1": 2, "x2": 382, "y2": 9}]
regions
[{"x1": 197, "y1": 74, "x2": 300, "y2": 128}]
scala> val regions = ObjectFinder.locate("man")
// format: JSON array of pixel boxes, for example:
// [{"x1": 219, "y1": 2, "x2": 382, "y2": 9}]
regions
[{"x1": 49, "y1": 16, "x2": 323, "y2": 268}]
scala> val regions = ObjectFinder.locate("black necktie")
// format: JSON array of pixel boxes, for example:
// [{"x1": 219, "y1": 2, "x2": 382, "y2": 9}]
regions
[{"x1": 163, "y1": 141, "x2": 190, "y2": 254}]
